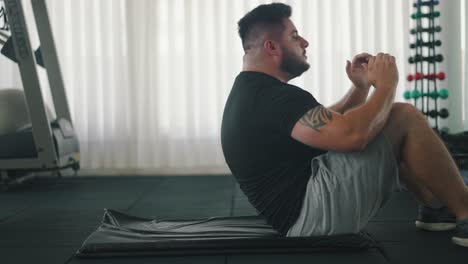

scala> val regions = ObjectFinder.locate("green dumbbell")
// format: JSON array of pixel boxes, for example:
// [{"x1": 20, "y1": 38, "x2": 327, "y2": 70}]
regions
[
  {"x1": 411, "y1": 11, "x2": 440, "y2": 19},
  {"x1": 439, "y1": 89, "x2": 449, "y2": 99},
  {"x1": 403, "y1": 89, "x2": 448, "y2": 100},
  {"x1": 426, "y1": 89, "x2": 449, "y2": 99},
  {"x1": 403, "y1": 91, "x2": 411, "y2": 100},
  {"x1": 404, "y1": 90, "x2": 421, "y2": 99},
  {"x1": 411, "y1": 90, "x2": 421, "y2": 99}
]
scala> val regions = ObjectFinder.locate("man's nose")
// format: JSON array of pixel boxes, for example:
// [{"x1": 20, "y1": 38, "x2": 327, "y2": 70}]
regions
[{"x1": 302, "y1": 37, "x2": 309, "y2": 48}]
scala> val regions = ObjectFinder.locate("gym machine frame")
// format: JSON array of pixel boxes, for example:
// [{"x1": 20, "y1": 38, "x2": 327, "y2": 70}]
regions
[{"x1": 0, "y1": 0, "x2": 80, "y2": 184}]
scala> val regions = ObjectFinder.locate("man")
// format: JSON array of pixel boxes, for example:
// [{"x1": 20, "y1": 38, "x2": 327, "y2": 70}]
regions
[{"x1": 221, "y1": 3, "x2": 468, "y2": 247}]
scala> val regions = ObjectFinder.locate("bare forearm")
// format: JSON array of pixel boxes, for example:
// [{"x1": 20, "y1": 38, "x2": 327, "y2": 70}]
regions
[
  {"x1": 343, "y1": 86, "x2": 396, "y2": 148},
  {"x1": 329, "y1": 85, "x2": 370, "y2": 114},
  {"x1": 336, "y1": 53, "x2": 398, "y2": 148}
]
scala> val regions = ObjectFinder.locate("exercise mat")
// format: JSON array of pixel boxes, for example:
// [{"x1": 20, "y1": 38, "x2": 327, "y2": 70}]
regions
[{"x1": 76, "y1": 209, "x2": 380, "y2": 257}]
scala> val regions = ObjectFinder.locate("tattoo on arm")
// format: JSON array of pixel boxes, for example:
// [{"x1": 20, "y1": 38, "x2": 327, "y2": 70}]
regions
[{"x1": 299, "y1": 106, "x2": 333, "y2": 132}]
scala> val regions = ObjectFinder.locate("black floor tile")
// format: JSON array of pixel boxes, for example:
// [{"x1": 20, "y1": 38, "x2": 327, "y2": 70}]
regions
[
  {"x1": 0, "y1": 246, "x2": 77, "y2": 264},
  {"x1": 381, "y1": 241, "x2": 468, "y2": 264},
  {"x1": 0, "y1": 228, "x2": 94, "y2": 248},
  {"x1": 128, "y1": 176, "x2": 234, "y2": 218},
  {"x1": 231, "y1": 184, "x2": 259, "y2": 216},
  {"x1": 232, "y1": 207, "x2": 258, "y2": 216},
  {"x1": 365, "y1": 221, "x2": 454, "y2": 242},
  {"x1": 0, "y1": 208, "x2": 103, "y2": 247},
  {"x1": 371, "y1": 191, "x2": 419, "y2": 222},
  {"x1": 0, "y1": 202, "x2": 32, "y2": 221}
]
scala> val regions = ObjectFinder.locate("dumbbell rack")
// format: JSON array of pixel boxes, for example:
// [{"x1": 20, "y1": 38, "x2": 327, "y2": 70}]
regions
[
  {"x1": 404, "y1": 0, "x2": 448, "y2": 132},
  {"x1": 404, "y1": 0, "x2": 468, "y2": 170}
]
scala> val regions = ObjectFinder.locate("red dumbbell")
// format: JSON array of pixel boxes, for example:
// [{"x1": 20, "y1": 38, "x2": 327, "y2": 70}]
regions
[
  {"x1": 426, "y1": 72, "x2": 445, "y2": 80},
  {"x1": 407, "y1": 72, "x2": 445, "y2": 82}
]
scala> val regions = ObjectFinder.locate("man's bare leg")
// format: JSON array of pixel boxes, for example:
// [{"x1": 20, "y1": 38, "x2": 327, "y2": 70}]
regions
[
  {"x1": 382, "y1": 103, "x2": 468, "y2": 221},
  {"x1": 399, "y1": 162, "x2": 437, "y2": 206}
]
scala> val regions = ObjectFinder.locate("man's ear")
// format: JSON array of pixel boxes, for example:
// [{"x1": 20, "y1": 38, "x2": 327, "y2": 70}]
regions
[{"x1": 263, "y1": 40, "x2": 281, "y2": 56}]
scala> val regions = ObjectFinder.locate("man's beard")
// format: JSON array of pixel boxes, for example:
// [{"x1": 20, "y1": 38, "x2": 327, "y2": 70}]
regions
[{"x1": 279, "y1": 48, "x2": 310, "y2": 78}]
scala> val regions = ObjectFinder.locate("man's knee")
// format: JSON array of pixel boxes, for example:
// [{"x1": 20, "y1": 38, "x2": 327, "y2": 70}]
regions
[
  {"x1": 382, "y1": 103, "x2": 422, "y2": 162},
  {"x1": 389, "y1": 102, "x2": 423, "y2": 124}
]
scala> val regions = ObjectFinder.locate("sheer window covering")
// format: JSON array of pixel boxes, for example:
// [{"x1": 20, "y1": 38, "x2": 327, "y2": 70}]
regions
[{"x1": 0, "y1": 0, "x2": 466, "y2": 174}]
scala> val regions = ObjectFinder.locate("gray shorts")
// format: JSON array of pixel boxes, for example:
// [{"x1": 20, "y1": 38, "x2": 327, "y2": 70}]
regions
[{"x1": 287, "y1": 133, "x2": 401, "y2": 237}]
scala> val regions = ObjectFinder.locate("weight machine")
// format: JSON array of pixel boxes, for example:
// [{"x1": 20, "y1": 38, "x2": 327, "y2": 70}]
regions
[{"x1": 0, "y1": 0, "x2": 80, "y2": 189}]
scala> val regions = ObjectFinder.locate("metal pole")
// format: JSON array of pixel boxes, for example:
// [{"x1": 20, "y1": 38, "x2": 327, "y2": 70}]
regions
[{"x1": 31, "y1": 0, "x2": 73, "y2": 125}]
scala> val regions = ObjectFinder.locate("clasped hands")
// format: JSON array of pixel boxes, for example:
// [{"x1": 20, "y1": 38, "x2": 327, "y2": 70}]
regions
[{"x1": 346, "y1": 53, "x2": 399, "y2": 90}]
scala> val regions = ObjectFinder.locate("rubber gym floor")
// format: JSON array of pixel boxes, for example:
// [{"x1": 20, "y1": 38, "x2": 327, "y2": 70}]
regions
[{"x1": 1, "y1": 173, "x2": 468, "y2": 264}]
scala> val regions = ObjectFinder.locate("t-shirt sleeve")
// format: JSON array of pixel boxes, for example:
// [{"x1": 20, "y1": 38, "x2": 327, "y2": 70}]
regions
[{"x1": 261, "y1": 85, "x2": 322, "y2": 135}]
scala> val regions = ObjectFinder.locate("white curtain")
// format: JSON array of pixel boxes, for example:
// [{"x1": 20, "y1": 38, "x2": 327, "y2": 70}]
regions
[{"x1": 0, "y1": 0, "x2": 465, "y2": 174}]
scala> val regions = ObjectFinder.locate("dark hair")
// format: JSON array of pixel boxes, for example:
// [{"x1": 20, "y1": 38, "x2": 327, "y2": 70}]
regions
[{"x1": 237, "y1": 3, "x2": 292, "y2": 51}]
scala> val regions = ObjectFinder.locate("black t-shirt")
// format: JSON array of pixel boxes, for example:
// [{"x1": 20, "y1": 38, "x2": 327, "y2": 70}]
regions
[{"x1": 221, "y1": 71, "x2": 326, "y2": 235}]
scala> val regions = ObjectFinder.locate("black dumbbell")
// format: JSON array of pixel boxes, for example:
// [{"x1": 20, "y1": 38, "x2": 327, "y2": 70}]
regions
[
  {"x1": 408, "y1": 54, "x2": 443, "y2": 64},
  {"x1": 410, "y1": 26, "x2": 442, "y2": 34},
  {"x1": 425, "y1": 108, "x2": 449, "y2": 119},
  {"x1": 413, "y1": 0, "x2": 439, "y2": 7},
  {"x1": 410, "y1": 40, "x2": 441, "y2": 49}
]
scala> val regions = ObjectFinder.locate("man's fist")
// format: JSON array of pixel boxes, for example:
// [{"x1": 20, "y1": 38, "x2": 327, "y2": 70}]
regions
[
  {"x1": 346, "y1": 53, "x2": 373, "y2": 89},
  {"x1": 363, "y1": 53, "x2": 399, "y2": 90}
]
